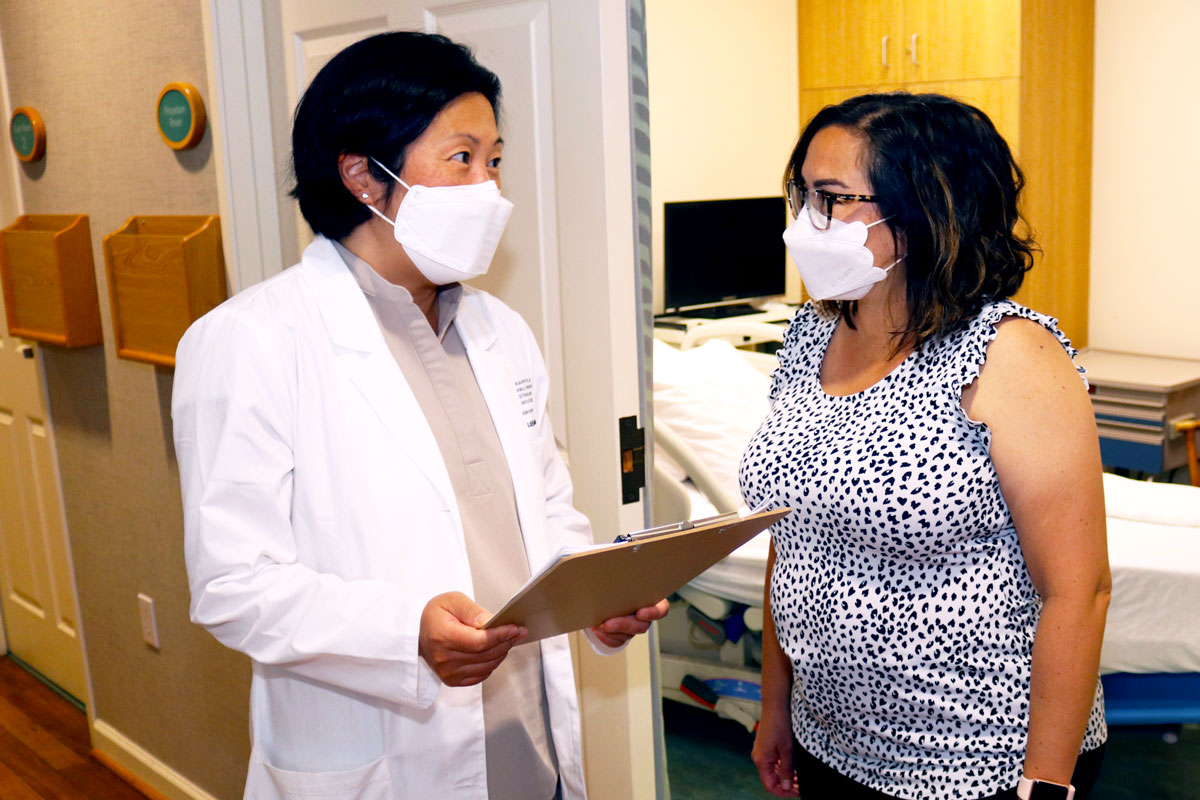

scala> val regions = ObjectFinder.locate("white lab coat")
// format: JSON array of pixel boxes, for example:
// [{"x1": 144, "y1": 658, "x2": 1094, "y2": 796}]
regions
[{"x1": 173, "y1": 236, "x2": 599, "y2": 800}]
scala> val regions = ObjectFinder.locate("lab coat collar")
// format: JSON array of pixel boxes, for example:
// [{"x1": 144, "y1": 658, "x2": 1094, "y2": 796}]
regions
[
  {"x1": 300, "y1": 235, "x2": 500, "y2": 354},
  {"x1": 298, "y1": 236, "x2": 388, "y2": 353},
  {"x1": 298, "y1": 236, "x2": 456, "y2": 512},
  {"x1": 452, "y1": 291, "x2": 500, "y2": 352}
]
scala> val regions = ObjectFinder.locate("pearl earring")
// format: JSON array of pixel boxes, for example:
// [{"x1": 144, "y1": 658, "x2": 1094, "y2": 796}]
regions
[{"x1": 361, "y1": 193, "x2": 369, "y2": 200}]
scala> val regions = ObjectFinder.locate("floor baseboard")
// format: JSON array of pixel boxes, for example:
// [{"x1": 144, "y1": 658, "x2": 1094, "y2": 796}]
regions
[{"x1": 91, "y1": 718, "x2": 221, "y2": 800}]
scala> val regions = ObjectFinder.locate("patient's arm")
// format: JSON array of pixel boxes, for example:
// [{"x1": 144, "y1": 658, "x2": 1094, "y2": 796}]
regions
[
  {"x1": 752, "y1": 542, "x2": 799, "y2": 797},
  {"x1": 964, "y1": 317, "x2": 1110, "y2": 785}
]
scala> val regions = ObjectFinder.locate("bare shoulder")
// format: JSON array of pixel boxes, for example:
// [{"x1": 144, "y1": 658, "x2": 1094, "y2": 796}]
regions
[
  {"x1": 978, "y1": 316, "x2": 1080, "y2": 391},
  {"x1": 964, "y1": 315, "x2": 1087, "y2": 428}
]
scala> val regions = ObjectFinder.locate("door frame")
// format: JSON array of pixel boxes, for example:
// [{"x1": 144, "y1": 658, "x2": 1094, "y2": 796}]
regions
[
  {"x1": 200, "y1": 0, "x2": 292, "y2": 294},
  {"x1": 0, "y1": 21, "x2": 16, "y2": 656}
]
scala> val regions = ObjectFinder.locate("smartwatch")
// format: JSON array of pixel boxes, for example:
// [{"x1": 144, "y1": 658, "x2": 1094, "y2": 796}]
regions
[{"x1": 1016, "y1": 776, "x2": 1075, "y2": 800}]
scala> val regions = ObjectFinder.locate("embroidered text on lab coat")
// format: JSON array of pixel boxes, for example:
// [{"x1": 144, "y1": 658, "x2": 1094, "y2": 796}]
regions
[{"x1": 515, "y1": 377, "x2": 536, "y2": 427}]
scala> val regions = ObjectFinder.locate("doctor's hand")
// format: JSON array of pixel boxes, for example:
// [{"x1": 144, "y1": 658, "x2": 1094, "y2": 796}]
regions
[
  {"x1": 418, "y1": 592, "x2": 528, "y2": 687},
  {"x1": 589, "y1": 598, "x2": 670, "y2": 648}
]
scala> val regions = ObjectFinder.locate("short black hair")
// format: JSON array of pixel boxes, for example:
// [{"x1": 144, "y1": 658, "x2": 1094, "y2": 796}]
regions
[
  {"x1": 786, "y1": 92, "x2": 1035, "y2": 348},
  {"x1": 290, "y1": 31, "x2": 501, "y2": 241}
]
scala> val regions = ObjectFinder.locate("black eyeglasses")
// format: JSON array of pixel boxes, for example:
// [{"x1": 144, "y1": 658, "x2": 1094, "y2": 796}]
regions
[{"x1": 786, "y1": 179, "x2": 878, "y2": 230}]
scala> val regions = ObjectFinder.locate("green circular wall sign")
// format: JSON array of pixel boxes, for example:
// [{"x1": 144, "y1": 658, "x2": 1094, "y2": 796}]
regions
[
  {"x1": 156, "y1": 83, "x2": 205, "y2": 150},
  {"x1": 158, "y1": 90, "x2": 191, "y2": 142},
  {"x1": 10, "y1": 107, "x2": 45, "y2": 162}
]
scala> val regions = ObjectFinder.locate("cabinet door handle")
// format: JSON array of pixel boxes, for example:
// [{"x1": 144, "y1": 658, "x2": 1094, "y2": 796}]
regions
[
  {"x1": 911, "y1": 33, "x2": 919, "y2": 66},
  {"x1": 881, "y1": 35, "x2": 888, "y2": 67}
]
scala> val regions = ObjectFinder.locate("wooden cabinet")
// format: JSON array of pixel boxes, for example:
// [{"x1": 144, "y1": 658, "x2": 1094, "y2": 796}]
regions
[
  {"x1": 901, "y1": 0, "x2": 1020, "y2": 82},
  {"x1": 795, "y1": 0, "x2": 1093, "y2": 348},
  {"x1": 797, "y1": 0, "x2": 896, "y2": 88},
  {"x1": 797, "y1": 1, "x2": 1022, "y2": 153},
  {"x1": 799, "y1": 0, "x2": 1019, "y2": 88}
]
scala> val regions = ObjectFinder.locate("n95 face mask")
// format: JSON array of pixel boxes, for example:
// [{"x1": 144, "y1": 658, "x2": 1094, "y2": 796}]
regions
[
  {"x1": 782, "y1": 211, "x2": 900, "y2": 302},
  {"x1": 367, "y1": 157, "x2": 514, "y2": 285}
]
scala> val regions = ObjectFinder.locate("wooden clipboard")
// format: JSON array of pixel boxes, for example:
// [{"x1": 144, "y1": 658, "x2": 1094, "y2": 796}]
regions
[{"x1": 483, "y1": 507, "x2": 791, "y2": 642}]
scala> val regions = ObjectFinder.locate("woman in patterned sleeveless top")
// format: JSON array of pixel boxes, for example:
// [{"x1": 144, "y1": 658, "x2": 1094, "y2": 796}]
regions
[{"x1": 744, "y1": 94, "x2": 1109, "y2": 800}]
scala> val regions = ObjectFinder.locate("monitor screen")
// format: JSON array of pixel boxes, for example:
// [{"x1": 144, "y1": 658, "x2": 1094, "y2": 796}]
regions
[{"x1": 663, "y1": 196, "x2": 787, "y2": 313}]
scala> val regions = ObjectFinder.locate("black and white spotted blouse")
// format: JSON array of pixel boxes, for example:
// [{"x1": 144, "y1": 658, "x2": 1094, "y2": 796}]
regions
[{"x1": 739, "y1": 299, "x2": 1107, "y2": 800}]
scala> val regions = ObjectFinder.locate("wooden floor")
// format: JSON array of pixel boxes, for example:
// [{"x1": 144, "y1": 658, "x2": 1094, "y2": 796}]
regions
[{"x1": 0, "y1": 656, "x2": 147, "y2": 799}]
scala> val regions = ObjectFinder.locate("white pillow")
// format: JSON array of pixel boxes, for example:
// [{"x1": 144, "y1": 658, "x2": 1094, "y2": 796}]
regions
[
  {"x1": 650, "y1": 341, "x2": 690, "y2": 484},
  {"x1": 1103, "y1": 472, "x2": 1200, "y2": 527},
  {"x1": 652, "y1": 338, "x2": 772, "y2": 504}
]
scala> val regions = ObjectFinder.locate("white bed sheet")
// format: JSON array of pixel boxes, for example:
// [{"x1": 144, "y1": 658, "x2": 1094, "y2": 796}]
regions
[
  {"x1": 689, "y1": 529, "x2": 771, "y2": 608},
  {"x1": 682, "y1": 486, "x2": 1200, "y2": 675},
  {"x1": 677, "y1": 483, "x2": 771, "y2": 606},
  {"x1": 1101, "y1": 515, "x2": 1200, "y2": 674}
]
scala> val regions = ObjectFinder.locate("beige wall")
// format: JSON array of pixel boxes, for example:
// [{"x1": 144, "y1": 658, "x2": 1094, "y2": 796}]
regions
[
  {"x1": 1089, "y1": 0, "x2": 1200, "y2": 359},
  {"x1": 0, "y1": 3, "x2": 249, "y2": 798},
  {"x1": 645, "y1": 0, "x2": 801, "y2": 314}
]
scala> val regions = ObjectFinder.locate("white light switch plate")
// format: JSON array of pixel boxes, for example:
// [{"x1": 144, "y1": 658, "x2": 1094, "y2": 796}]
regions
[{"x1": 138, "y1": 592, "x2": 159, "y2": 649}]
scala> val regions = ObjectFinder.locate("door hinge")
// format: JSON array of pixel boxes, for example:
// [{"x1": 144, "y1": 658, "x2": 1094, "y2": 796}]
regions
[{"x1": 619, "y1": 415, "x2": 645, "y2": 504}]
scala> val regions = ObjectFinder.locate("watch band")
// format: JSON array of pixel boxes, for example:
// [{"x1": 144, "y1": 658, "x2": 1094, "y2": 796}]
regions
[{"x1": 1017, "y1": 776, "x2": 1075, "y2": 800}]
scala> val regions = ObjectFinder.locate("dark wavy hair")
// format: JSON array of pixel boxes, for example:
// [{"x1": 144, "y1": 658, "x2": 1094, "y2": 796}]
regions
[
  {"x1": 786, "y1": 92, "x2": 1035, "y2": 348},
  {"x1": 290, "y1": 32, "x2": 501, "y2": 241}
]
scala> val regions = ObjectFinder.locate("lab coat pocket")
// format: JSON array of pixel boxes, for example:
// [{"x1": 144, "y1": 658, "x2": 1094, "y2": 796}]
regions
[{"x1": 259, "y1": 751, "x2": 392, "y2": 799}]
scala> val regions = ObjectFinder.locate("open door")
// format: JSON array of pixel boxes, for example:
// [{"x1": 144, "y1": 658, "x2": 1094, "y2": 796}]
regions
[
  {"x1": 0, "y1": 40, "x2": 89, "y2": 704},
  {"x1": 0, "y1": 336, "x2": 88, "y2": 704},
  {"x1": 204, "y1": 1, "x2": 659, "y2": 797}
]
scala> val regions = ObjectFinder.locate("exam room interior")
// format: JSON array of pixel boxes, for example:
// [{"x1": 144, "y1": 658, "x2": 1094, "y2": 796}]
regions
[
  {"x1": 645, "y1": 0, "x2": 1200, "y2": 796},
  {"x1": 646, "y1": 0, "x2": 1200, "y2": 364},
  {"x1": 0, "y1": 2, "x2": 1196, "y2": 800}
]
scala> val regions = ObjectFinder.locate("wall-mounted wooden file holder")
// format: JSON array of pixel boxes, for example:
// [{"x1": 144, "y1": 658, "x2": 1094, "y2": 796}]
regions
[
  {"x1": 103, "y1": 215, "x2": 226, "y2": 367},
  {"x1": 0, "y1": 214, "x2": 102, "y2": 347}
]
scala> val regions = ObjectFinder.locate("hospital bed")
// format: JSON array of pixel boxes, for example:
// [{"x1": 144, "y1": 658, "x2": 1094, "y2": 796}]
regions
[{"x1": 651, "y1": 325, "x2": 1200, "y2": 732}]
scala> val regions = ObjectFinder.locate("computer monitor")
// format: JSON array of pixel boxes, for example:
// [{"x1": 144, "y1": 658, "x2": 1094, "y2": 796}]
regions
[{"x1": 662, "y1": 196, "x2": 787, "y2": 317}]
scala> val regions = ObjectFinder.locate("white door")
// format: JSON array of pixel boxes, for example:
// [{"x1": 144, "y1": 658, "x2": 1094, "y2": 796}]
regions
[
  {"x1": 206, "y1": 2, "x2": 658, "y2": 797},
  {"x1": 0, "y1": 335, "x2": 89, "y2": 702},
  {"x1": 0, "y1": 49, "x2": 88, "y2": 703}
]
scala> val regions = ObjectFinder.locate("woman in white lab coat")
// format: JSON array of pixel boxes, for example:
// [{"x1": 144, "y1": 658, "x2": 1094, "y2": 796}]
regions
[{"x1": 172, "y1": 32, "x2": 666, "y2": 800}]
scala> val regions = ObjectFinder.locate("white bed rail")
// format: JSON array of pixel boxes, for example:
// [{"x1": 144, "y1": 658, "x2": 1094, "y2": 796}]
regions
[{"x1": 653, "y1": 419, "x2": 741, "y2": 515}]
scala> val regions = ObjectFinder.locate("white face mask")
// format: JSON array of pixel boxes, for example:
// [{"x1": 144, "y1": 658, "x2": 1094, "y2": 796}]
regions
[
  {"x1": 782, "y1": 211, "x2": 901, "y2": 302},
  {"x1": 366, "y1": 157, "x2": 513, "y2": 285}
]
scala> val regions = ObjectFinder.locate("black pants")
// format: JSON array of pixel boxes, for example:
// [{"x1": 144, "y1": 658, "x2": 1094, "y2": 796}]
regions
[{"x1": 791, "y1": 740, "x2": 1106, "y2": 800}]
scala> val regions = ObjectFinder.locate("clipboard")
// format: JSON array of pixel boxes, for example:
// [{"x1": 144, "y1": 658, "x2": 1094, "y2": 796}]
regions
[{"x1": 483, "y1": 507, "x2": 791, "y2": 642}]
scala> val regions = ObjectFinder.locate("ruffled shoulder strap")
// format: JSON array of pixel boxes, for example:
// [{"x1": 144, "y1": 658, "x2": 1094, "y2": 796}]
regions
[
  {"x1": 924, "y1": 299, "x2": 1086, "y2": 398},
  {"x1": 769, "y1": 302, "x2": 835, "y2": 403}
]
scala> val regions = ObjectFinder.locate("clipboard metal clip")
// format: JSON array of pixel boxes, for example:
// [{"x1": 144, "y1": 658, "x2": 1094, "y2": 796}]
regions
[{"x1": 613, "y1": 511, "x2": 739, "y2": 544}]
